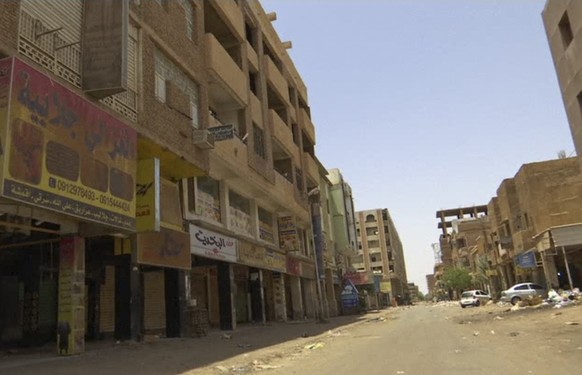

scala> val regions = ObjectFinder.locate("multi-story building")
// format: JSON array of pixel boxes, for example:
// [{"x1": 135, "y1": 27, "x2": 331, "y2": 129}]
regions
[
  {"x1": 0, "y1": 0, "x2": 326, "y2": 353},
  {"x1": 543, "y1": 1, "x2": 582, "y2": 166},
  {"x1": 489, "y1": 158, "x2": 582, "y2": 291},
  {"x1": 353, "y1": 208, "x2": 408, "y2": 307}
]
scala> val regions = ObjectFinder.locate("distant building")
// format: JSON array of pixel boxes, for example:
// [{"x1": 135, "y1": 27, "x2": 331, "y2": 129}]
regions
[{"x1": 353, "y1": 209, "x2": 408, "y2": 307}]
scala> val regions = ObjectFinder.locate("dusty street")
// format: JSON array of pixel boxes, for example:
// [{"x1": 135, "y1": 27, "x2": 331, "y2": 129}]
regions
[{"x1": 1, "y1": 302, "x2": 581, "y2": 375}]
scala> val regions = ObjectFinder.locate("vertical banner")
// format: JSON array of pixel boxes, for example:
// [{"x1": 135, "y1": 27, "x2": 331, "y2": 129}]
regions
[
  {"x1": 57, "y1": 237, "x2": 85, "y2": 355},
  {"x1": 136, "y1": 158, "x2": 160, "y2": 232},
  {"x1": 278, "y1": 216, "x2": 298, "y2": 251},
  {"x1": 0, "y1": 58, "x2": 13, "y2": 183}
]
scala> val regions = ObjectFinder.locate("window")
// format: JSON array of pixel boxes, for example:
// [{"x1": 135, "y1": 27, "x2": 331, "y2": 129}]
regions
[
  {"x1": 190, "y1": 101, "x2": 199, "y2": 128},
  {"x1": 366, "y1": 214, "x2": 376, "y2": 223},
  {"x1": 195, "y1": 176, "x2": 220, "y2": 222},
  {"x1": 249, "y1": 72, "x2": 258, "y2": 96},
  {"x1": 181, "y1": 0, "x2": 195, "y2": 41},
  {"x1": 155, "y1": 73, "x2": 166, "y2": 102},
  {"x1": 253, "y1": 124, "x2": 266, "y2": 159},
  {"x1": 228, "y1": 190, "x2": 251, "y2": 235},
  {"x1": 155, "y1": 49, "x2": 199, "y2": 117},
  {"x1": 366, "y1": 227, "x2": 378, "y2": 236},
  {"x1": 258, "y1": 207, "x2": 274, "y2": 243},
  {"x1": 368, "y1": 240, "x2": 380, "y2": 248},
  {"x1": 515, "y1": 285, "x2": 529, "y2": 290},
  {"x1": 559, "y1": 12, "x2": 574, "y2": 49}
]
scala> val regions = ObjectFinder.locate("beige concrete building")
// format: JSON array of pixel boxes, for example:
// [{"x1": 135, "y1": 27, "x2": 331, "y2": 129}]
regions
[
  {"x1": 353, "y1": 209, "x2": 408, "y2": 307},
  {"x1": 0, "y1": 0, "x2": 327, "y2": 352},
  {"x1": 489, "y1": 158, "x2": 582, "y2": 291},
  {"x1": 543, "y1": 1, "x2": 582, "y2": 164}
]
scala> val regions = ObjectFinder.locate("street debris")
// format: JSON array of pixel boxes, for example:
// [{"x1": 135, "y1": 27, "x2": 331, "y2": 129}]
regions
[
  {"x1": 565, "y1": 322, "x2": 579, "y2": 325},
  {"x1": 509, "y1": 332, "x2": 520, "y2": 337},
  {"x1": 473, "y1": 331, "x2": 480, "y2": 336},
  {"x1": 215, "y1": 365, "x2": 229, "y2": 372},
  {"x1": 304, "y1": 342, "x2": 325, "y2": 350},
  {"x1": 396, "y1": 371, "x2": 406, "y2": 374},
  {"x1": 367, "y1": 316, "x2": 386, "y2": 322},
  {"x1": 221, "y1": 334, "x2": 233, "y2": 340},
  {"x1": 237, "y1": 344, "x2": 252, "y2": 348},
  {"x1": 490, "y1": 330, "x2": 495, "y2": 335},
  {"x1": 494, "y1": 316, "x2": 504, "y2": 320}
]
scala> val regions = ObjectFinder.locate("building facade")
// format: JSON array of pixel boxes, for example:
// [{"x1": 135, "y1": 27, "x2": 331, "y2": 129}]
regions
[
  {"x1": 0, "y1": 0, "x2": 328, "y2": 353},
  {"x1": 353, "y1": 209, "x2": 408, "y2": 307}
]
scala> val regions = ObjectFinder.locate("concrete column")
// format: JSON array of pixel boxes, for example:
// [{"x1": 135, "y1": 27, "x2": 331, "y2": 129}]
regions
[
  {"x1": 290, "y1": 276, "x2": 303, "y2": 320},
  {"x1": 217, "y1": 263, "x2": 236, "y2": 330},
  {"x1": 57, "y1": 237, "x2": 86, "y2": 355},
  {"x1": 272, "y1": 273, "x2": 287, "y2": 322},
  {"x1": 543, "y1": 253, "x2": 559, "y2": 289},
  {"x1": 325, "y1": 270, "x2": 338, "y2": 317},
  {"x1": 303, "y1": 279, "x2": 317, "y2": 319}
]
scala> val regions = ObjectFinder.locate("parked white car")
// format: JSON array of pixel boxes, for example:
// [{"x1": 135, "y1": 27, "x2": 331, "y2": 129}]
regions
[
  {"x1": 500, "y1": 283, "x2": 547, "y2": 305},
  {"x1": 459, "y1": 290, "x2": 491, "y2": 308}
]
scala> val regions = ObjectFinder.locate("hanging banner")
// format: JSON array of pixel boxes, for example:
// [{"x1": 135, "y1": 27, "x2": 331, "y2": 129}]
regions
[
  {"x1": 190, "y1": 224, "x2": 237, "y2": 262},
  {"x1": 137, "y1": 227, "x2": 191, "y2": 270},
  {"x1": 57, "y1": 237, "x2": 85, "y2": 355},
  {"x1": 0, "y1": 57, "x2": 136, "y2": 230}
]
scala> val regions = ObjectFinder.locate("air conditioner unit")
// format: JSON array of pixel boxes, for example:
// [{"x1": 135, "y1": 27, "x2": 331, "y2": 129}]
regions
[{"x1": 192, "y1": 129, "x2": 215, "y2": 149}]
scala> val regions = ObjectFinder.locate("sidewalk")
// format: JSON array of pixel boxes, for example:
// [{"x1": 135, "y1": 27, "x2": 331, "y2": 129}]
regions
[{"x1": 0, "y1": 309, "x2": 392, "y2": 375}]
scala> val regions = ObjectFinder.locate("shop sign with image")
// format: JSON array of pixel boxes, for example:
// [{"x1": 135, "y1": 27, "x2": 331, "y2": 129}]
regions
[{"x1": 0, "y1": 57, "x2": 136, "y2": 230}]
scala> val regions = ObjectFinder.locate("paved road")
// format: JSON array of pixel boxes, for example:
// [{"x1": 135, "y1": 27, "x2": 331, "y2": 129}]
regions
[{"x1": 267, "y1": 304, "x2": 581, "y2": 375}]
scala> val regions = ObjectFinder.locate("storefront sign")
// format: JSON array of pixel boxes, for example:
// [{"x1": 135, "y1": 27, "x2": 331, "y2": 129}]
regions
[
  {"x1": 0, "y1": 57, "x2": 136, "y2": 230},
  {"x1": 136, "y1": 158, "x2": 160, "y2": 232},
  {"x1": 238, "y1": 242, "x2": 286, "y2": 272},
  {"x1": 343, "y1": 271, "x2": 370, "y2": 285},
  {"x1": 137, "y1": 227, "x2": 191, "y2": 269},
  {"x1": 516, "y1": 251, "x2": 537, "y2": 269},
  {"x1": 190, "y1": 224, "x2": 236, "y2": 262},
  {"x1": 380, "y1": 281, "x2": 392, "y2": 293},
  {"x1": 301, "y1": 262, "x2": 316, "y2": 279},
  {"x1": 286, "y1": 256, "x2": 301, "y2": 276},
  {"x1": 278, "y1": 216, "x2": 298, "y2": 251},
  {"x1": 57, "y1": 237, "x2": 85, "y2": 355}
]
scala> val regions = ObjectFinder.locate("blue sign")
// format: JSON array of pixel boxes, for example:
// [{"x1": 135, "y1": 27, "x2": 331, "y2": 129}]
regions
[{"x1": 517, "y1": 251, "x2": 537, "y2": 268}]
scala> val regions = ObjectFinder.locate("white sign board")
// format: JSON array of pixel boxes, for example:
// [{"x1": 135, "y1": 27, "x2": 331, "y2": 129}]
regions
[{"x1": 190, "y1": 224, "x2": 237, "y2": 262}]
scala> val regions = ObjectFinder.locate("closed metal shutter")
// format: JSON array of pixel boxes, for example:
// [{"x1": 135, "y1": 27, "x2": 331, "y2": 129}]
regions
[
  {"x1": 99, "y1": 266, "x2": 116, "y2": 334},
  {"x1": 144, "y1": 271, "x2": 166, "y2": 333}
]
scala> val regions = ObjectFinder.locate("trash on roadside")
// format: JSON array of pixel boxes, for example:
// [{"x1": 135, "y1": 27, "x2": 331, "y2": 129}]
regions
[
  {"x1": 221, "y1": 333, "x2": 233, "y2": 340},
  {"x1": 565, "y1": 321, "x2": 579, "y2": 325},
  {"x1": 238, "y1": 343, "x2": 252, "y2": 348},
  {"x1": 215, "y1": 365, "x2": 229, "y2": 372},
  {"x1": 304, "y1": 342, "x2": 325, "y2": 350},
  {"x1": 509, "y1": 332, "x2": 519, "y2": 337},
  {"x1": 494, "y1": 316, "x2": 504, "y2": 320},
  {"x1": 473, "y1": 331, "x2": 480, "y2": 336},
  {"x1": 490, "y1": 330, "x2": 495, "y2": 335}
]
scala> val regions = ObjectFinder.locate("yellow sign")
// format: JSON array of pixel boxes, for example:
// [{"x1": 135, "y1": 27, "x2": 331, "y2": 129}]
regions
[
  {"x1": 238, "y1": 241, "x2": 286, "y2": 272},
  {"x1": 0, "y1": 57, "x2": 136, "y2": 230},
  {"x1": 380, "y1": 281, "x2": 392, "y2": 293},
  {"x1": 136, "y1": 158, "x2": 160, "y2": 232}
]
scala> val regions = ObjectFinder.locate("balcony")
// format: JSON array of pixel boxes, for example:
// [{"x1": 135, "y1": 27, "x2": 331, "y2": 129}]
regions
[
  {"x1": 303, "y1": 152, "x2": 319, "y2": 183},
  {"x1": 208, "y1": 0, "x2": 244, "y2": 42},
  {"x1": 246, "y1": 41, "x2": 259, "y2": 72},
  {"x1": 299, "y1": 108, "x2": 316, "y2": 145},
  {"x1": 274, "y1": 172, "x2": 295, "y2": 207},
  {"x1": 271, "y1": 110, "x2": 299, "y2": 162},
  {"x1": 206, "y1": 33, "x2": 247, "y2": 110},
  {"x1": 264, "y1": 55, "x2": 289, "y2": 104}
]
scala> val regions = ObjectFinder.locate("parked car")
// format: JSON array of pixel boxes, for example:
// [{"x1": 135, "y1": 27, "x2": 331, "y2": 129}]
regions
[
  {"x1": 459, "y1": 290, "x2": 491, "y2": 308},
  {"x1": 500, "y1": 283, "x2": 547, "y2": 305}
]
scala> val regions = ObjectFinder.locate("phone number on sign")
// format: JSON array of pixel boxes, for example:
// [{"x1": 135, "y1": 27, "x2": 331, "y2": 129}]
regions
[{"x1": 49, "y1": 178, "x2": 131, "y2": 212}]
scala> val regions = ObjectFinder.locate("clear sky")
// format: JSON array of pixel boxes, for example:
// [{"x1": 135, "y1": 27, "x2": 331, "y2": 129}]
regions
[{"x1": 261, "y1": 0, "x2": 574, "y2": 293}]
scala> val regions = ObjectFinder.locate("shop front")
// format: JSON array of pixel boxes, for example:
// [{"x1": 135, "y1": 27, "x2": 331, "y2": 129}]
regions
[
  {"x1": 237, "y1": 241, "x2": 286, "y2": 324},
  {"x1": 0, "y1": 57, "x2": 137, "y2": 354},
  {"x1": 189, "y1": 224, "x2": 237, "y2": 330}
]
